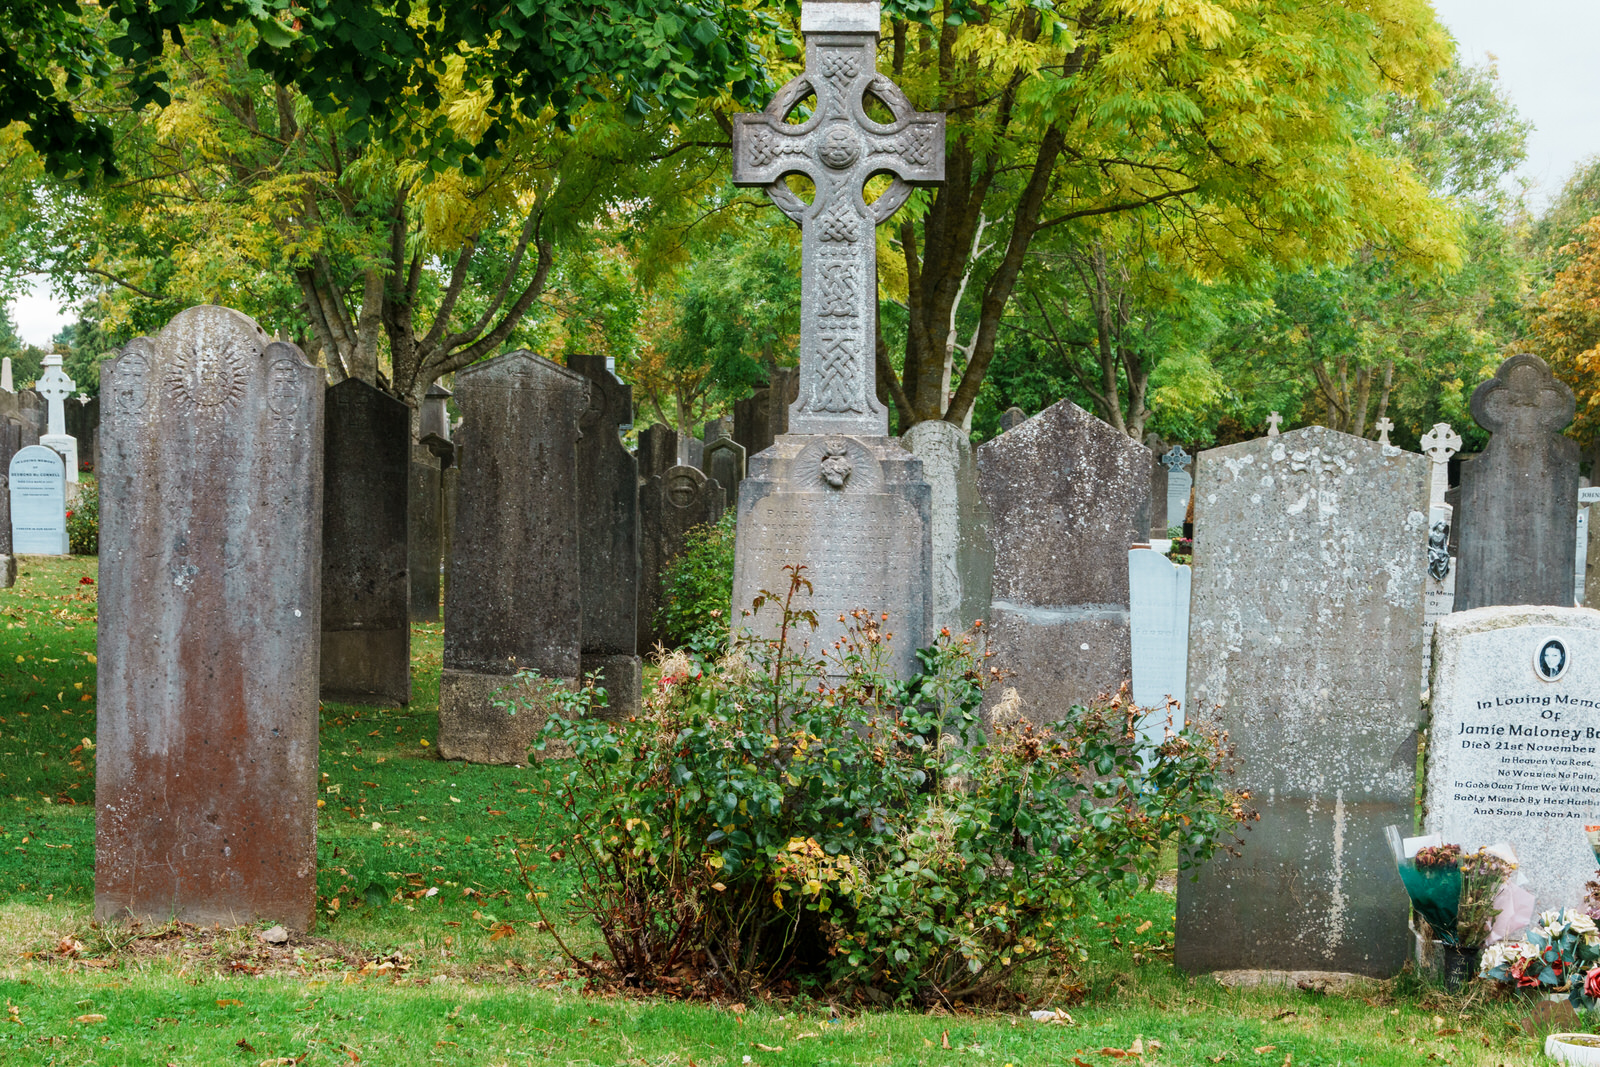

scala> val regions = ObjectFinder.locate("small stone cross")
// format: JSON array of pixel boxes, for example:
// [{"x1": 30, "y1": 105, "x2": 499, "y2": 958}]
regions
[
  {"x1": 732, "y1": 1, "x2": 944, "y2": 436},
  {"x1": 1374, "y1": 417, "x2": 1394, "y2": 445},
  {"x1": 1161, "y1": 445, "x2": 1190, "y2": 472},
  {"x1": 36, "y1": 353, "x2": 76, "y2": 437},
  {"x1": 1419, "y1": 421, "x2": 1461, "y2": 512},
  {"x1": 1266, "y1": 412, "x2": 1283, "y2": 437}
]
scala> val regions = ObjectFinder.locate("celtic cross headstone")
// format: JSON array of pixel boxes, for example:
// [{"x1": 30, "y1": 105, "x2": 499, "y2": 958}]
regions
[
  {"x1": 36, "y1": 352, "x2": 79, "y2": 483},
  {"x1": 731, "y1": 0, "x2": 943, "y2": 435},
  {"x1": 727, "y1": 0, "x2": 942, "y2": 676}
]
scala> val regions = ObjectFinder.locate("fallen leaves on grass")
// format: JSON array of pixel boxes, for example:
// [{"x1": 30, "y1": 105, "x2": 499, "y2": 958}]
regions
[{"x1": 75, "y1": 1013, "x2": 106, "y2": 1023}]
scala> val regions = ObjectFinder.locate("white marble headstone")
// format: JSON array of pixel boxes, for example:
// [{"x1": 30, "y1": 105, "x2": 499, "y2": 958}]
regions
[
  {"x1": 1427, "y1": 606, "x2": 1600, "y2": 911},
  {"x1": 9, "y1": 444, "x2": 68, "y2": 554},
  {"x1": 1128, "y1": 547, "x2": 1190, "y2": 743}
]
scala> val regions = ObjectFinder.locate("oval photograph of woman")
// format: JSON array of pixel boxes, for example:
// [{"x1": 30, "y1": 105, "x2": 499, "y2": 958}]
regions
[{"x1": 1535, "y1": 638, "x2": 1569, "y2": 682}]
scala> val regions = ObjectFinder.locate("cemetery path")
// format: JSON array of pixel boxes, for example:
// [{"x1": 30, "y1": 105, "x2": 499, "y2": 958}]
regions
[{"x1": 0, "y1": 557, "x2": 1557, "y2": 1064}]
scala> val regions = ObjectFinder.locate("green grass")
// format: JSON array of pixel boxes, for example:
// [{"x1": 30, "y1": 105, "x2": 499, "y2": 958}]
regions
[{"x1": 0, "y1": 555, "x2": 1565, "y2": 1065}]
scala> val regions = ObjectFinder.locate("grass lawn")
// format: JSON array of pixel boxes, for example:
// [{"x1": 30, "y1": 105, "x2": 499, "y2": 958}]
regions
[{"x1": 0, "y1": 555, "x2": 1570, "y2": 1065}]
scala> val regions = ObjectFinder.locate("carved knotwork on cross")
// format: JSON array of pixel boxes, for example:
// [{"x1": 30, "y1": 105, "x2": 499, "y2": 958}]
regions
[
  {"x1": 731, "y1": 1, "x2": 944, "y2": 436},
  {"x1": 1160, "y1": 445, "x2": 1191, "y2": 472}
]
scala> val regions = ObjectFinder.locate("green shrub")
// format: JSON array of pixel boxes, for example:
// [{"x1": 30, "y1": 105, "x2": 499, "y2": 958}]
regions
[
  {"x1": 654, "y1": 511, "x2": 736, "y2": 654},
  {"x1": 67, "y1": 482, "x2": 98, "y2": 555},
  {"x1": 513, "y1": 567, "x2": 1248, "y2": 1004}
]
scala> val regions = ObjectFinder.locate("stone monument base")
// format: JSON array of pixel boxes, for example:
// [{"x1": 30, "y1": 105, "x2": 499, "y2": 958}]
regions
[
  {"x1": 731, "y1": 434, "x2": 930, "y2": 678},
  {"x1": 581, "y1": 652, "x2": 642, "y2": 718},
  {"x1": 321, "y1": 627, "x2": 411, "y2": 705},
  {"x1": 982, "y1": 603, "x2": 1130, "y2": 724},
  {"x1": 438, "y1": 669, "x2": 574, "y2": 764}
]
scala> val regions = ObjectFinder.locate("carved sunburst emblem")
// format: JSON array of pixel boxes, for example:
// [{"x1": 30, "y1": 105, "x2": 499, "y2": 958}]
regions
[{"x1": 164, "y1": 340, "x2": 248, "y2": 412}]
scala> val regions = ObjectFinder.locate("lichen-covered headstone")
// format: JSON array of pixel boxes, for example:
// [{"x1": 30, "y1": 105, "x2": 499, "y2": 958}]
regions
[
  {"x1": 1176, "y1": 426, "x2": 1428, "y2": 977},
  {"x1": 1456, "y1": 354, "x2": 1579, "y2": 611},
  {"x1": 440, "y1": 351, "x2": 584, "y2": 764},
  {"x1": 976, "y1": 399, "x2": 1151, "y2": 721},
  {"x1": 1426, "y1": 606, "x2": 1600, "y2": 910},
  {"x1": 571, "y1": 354, "x2": 641, "y2": 715},
  {"x1": 901, "y1": 419, "x2": 991, "y2": 635},
  {"x1": 0, "y1": 417, "x2": 20, "y2": 585},
  {"x1": 321, "y1": 379, "x2": 411, "y2": 704},
  {"x1": 96, "y1": 305, "x2": 324, "y2": 931}
]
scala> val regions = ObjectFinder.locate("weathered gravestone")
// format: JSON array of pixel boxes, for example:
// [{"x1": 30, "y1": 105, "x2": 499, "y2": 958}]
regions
[
  {"x1": 0, "y1": 356, "x2": 10, "y2": 392},
  {"x1": 641, "y1": 465, "x2": 724, "y2": 654},
  {"x1": 999, "y1": 407, "x2": 1027, "y2": 433},
  {"x1": 704, "y1": 429, "x2": 747, "y2": 510},
  {"x1": 440, "y1": 351, "x2": 584, "y2": 764},
  {"x1": 571, "y1": 354, "x2": 641, "y2": 716},
  {"x1": 0, "y1": 417, "x2": 21, "y2": 585},
  {"x1": 1456, "y1": 353, "x2": 1579, "y2": 611},
  {"x1": 1162, "y1": 446, "x2": 1192, "y2": 536},
  {"x1": 733, "y1": 368, "x2": 799, "y2": 459},
  {"x1": 1427, "y1": 606, "x2": 1600, "y2": 910},
  {"x1": 1145, "y1": 440, "x2": 1168, "y2": 539},
  {"x1": 1176, "y1": 426, "x2": 1429, "y2": 976},
  {"x1": 420, "y1": 382, "x2": 452, "y2": 440},
  {"x1": 15, "y1": 389, "x2": 46, "y2": 440},
  {"x1": 976, "y1": 399, "x2": 1151, "y2": 721},
  {"x1": 95, "y1": 305, "x2": 323, "y2": 930},
  {"x1": 637, "y1": 423, "x2": 678, "y2": 486},
  {"x1": 1127, "y1": 547, "x2": 1190, "y2": 742},
  {"x1": 901, "y1": 419, "x2": 992, "y2": 635},
  {"x1": 1585, "y1": 489, "x2": 1600, "y2": 607},
  {"x1": 728, "y1": 0, "x2": 942, "y2": 672},
  {"x1": 321, "y1": 379, "x2": 411, "y2": 704},
  {"x1": 9, "y1": 444, "x2": 68, "y2": 554},
  {"x1": 408, "y1": 445, "x2": 443, "y2": 622}
]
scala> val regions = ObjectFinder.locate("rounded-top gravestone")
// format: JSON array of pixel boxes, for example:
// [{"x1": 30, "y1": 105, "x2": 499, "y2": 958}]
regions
[{"x1": 9, "y1": 443, "x2": 68, "y2": 555}]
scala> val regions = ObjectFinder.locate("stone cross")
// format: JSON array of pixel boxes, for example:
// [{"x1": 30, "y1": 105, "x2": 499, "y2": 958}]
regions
[
  {"x1": 1374, "y1": 417, "x2": 1394, "y2": 445},
  {"x1": 731, "y1": 1, "x2": 944, "y2": 436},
  {"x1": 1419, "y1": 421, "x2": 1461, "y2": 512},
  {"x1": 36, "y1": 353, "x2": 74, "y2": 437},
  {"x1": 36, "y1": 353, "x2": 79, "y2": 483},
  {"x1": 1266, "y1": 411, "x2": 1283, "y2": 437},
  {"x1": 1160, "y1": 445, "x2": 1190, "y2": 473}
]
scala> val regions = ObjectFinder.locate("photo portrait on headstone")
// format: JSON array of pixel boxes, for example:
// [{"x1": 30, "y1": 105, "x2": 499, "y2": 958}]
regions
[{"x1": 1537, "y1": 637, "x2": 1569, "y2": 681}]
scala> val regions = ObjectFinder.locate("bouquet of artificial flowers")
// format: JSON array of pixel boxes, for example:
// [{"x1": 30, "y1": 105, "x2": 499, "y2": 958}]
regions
[
  {"x1": 1387, "y1": 828, "x2": 1521, "y2": 948},
  {"x1": 1482, "y1": 909, "x2": 1600, "y2": 1004}
]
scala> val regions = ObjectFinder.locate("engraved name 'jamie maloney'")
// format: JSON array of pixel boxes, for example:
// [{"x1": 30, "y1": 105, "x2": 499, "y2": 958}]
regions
[{"x1": 1451, "y1": 689, "x2": 1600, "y2": 818}]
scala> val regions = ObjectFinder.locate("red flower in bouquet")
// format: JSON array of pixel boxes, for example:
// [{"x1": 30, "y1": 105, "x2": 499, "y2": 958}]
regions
[
  {"x1": 1511, "y1": 958, "x2": 1543, "y2": 988},
  {"x1": 1585, "y1": 966, "x2": 1600, "y2": 1001}
]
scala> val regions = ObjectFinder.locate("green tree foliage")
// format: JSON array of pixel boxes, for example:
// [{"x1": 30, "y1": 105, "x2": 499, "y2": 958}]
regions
[{"x1": 4, "y1": 0, "x2": 782, "y2": 182}]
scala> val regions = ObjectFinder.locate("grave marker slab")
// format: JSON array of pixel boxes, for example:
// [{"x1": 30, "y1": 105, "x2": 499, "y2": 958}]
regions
[
  {"x1": 0, "y1": 417, "x2": 19, "y2": 585},
  {"x1": 999, "y1": 407, "x2": 1027, "y2": 433},
  {"x1": 1176, "y1": 426, "x2": 1428, "y2": 976},
  {"x1": 901, "y1": 419, "x2": 992, "y2": 635},
  {"x1": 1456, "y1": 354, "x2": 1579, "y2": 611},
  {"x1": 1162, "y1": 446, "x2": 1192, "y2": 536},
  {"x1": 571, "y1": 354, "x2": 641, "y2": 716},
  {"x1": 95, "y1": 305, "x2": 324, "y2": 931},
  {"x1": 440, "y1": 351, "x2": 585, "y2": 764},
  {"x1": 9, "y1": 444, "x2": 67, "y2": 554},
  {"x1": 734, "y1": 369, "x2": 799, "y2": 459},
  {"x1": 976, "y1": 399, "x2": 1151, "y2": 721},
  {"x1": 637, "y1": 423, "x2": 678, "y2": 485},
  {"x1": 321, "y1": 379, "x2": 411, "y2": 704},
  {"x1": 1127, "y1": 547, "x2": 1190, "y2": 741},
  {"x1": 705, "y1": 430, "x2": 747, "y2": 510},
  {"x1": 642, "y1": 465, "x2": 724, "y2": 654},
  {"x1": 408, "y1": 445, "x2": 443, "y2": 622},
  {"x1": 1426, "y1": 606, "x2": 1600, "y2": 910}
]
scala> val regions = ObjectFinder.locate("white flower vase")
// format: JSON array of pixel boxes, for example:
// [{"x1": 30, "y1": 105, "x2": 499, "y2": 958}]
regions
[{"x1": 1546, "y1": 1033, "x2": 1600, "y2": 1066}]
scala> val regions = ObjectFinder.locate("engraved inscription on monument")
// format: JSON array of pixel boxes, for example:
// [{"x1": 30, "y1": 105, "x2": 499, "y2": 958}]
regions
[{"x1": 1427, "y1": 606, "x2": 1600, "y2": 909}]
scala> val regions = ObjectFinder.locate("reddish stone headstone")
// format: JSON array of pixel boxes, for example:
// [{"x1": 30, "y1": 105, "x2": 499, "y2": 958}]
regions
[{"x1": 96, "y1": 305, "x2": 324, "y2": 931}]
